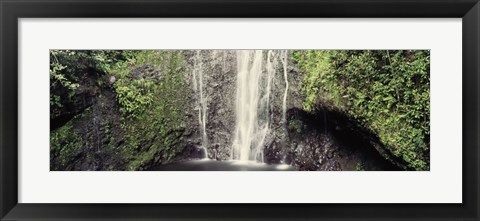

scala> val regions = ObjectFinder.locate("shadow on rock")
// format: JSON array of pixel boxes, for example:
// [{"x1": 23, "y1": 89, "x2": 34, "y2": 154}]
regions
[{"x1": 264, "y1": 108, "x2": 407, "y2": 171}]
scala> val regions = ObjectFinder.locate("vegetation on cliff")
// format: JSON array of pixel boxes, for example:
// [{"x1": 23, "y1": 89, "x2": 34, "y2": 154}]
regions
[
  {"x1": 50, "y1": 49, "x2": 430, "y2": 171},
  {"x1": 292, "y1": 50, "x2": 430, "y2": 170},
  {"x1": 111, "y1": 51, "x2": 191, "y2": 170},
  {"x1": 50, "y1": 50, "x2": 192, "y2": 170}
]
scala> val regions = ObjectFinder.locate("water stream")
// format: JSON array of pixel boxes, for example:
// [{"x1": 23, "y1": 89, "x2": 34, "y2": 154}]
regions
[
  {"x1": 231, "y1": 50, "x2": 283, "y2": 162},
  {"x1": 281, "y1": 50, "x2": 289, "y2": 125},
  {"x1": 192, "y1": 50, "x2": 209, "y2": 158},
  {"x1": 192, "y1": 50, "x2": 288, "y2": 163}
]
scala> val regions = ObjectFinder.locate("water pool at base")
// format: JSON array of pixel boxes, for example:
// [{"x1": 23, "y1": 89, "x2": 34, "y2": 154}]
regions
[{"x1": 149, "y1": 159, "x2": 296, "y2": 171}]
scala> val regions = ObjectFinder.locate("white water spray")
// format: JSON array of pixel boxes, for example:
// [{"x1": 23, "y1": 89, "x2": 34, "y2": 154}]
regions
[
  {"x1": 265, "y1": 51, "x2": 277, "y2": 121},
  {"x1": 232, "y1": 50, "x2": 278, "y2": 162},
  {"x1": 192, "y1": 50, "x2": 208, "y2": 158},
  {"x1": 281, "y1": 50, "x2": 289, "y2": 125}
]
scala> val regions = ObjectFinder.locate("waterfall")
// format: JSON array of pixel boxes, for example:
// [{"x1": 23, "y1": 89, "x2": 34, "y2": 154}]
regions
[
  {"x1": 265, "y1": 51, "x2": 277, "y2": 122},
  {"x1": 231, "y1": 50, "x2": 277, "y2": 162},
  {"x1": 281, "y1": 50, "x2": 289, "y2": 125},
  {"x1": 192, "y1": 50, "x2": 208, "y2": 158}
]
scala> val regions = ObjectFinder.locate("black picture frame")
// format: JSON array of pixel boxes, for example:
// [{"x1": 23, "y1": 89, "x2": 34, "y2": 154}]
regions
[{"x1": 1, "y1": 0, "x2": 479, "y2": 220}]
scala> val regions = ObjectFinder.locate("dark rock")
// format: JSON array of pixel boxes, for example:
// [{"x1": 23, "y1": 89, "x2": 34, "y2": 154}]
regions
[{"x1": 278, "y1": 107, "x2": 403, "y2": 171}]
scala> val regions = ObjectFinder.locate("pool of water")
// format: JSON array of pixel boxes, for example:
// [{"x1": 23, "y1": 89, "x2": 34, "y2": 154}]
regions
[{"x1": 149, "y1": 159, "x2": 297, "y2": 171}]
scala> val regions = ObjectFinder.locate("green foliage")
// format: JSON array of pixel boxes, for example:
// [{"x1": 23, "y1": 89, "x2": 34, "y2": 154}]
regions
[
  {"x1": 50, "y1": 60, "x2": 80, "y2": 92},
  {"x1": 50, "y1": 50, "x2": 79, "y2": 119},
  {"x1": 50, "y1": 50, "x2": 191, "y2": 170},
  {"x1": 50, "y1": 121, "x2": 83, "y2": 170},
  {"x1": 49, "y1": 50, "x2": 131, "y2": 119},
  {"x1": 107, "y1": 51, "x2": 190, "y2": 170},
  {"x1": 95, "y1": 50, "x2": 138, "y2": 77},
  {"x1": 355, "y1": 162, "x2": 365, "y2": 171},
  {"x1": 293, "y1": 50, "x2": 430, "y2": 170},
  {"x1": 114, "y1": 78, "x2": 154, "y2": 119}
]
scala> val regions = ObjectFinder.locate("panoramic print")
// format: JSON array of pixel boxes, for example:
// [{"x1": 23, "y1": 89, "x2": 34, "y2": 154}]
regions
[{"x1": 50, "y1": 50, "x2": 430, "y2": 171}]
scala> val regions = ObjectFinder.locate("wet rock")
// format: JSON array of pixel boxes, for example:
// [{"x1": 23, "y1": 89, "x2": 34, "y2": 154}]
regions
[
  {"x1": 129, "y1": 64, "x2": 159, "y2": 79},
  {"x1": 279, "y1": 108, "x2": 402, "y2": 171},
  {"x1": 52, "y1": 50, "x2": 406, "y2": 171},
  {"x1": 109, "y1": 75, "x2": 116, "y2": 84}
]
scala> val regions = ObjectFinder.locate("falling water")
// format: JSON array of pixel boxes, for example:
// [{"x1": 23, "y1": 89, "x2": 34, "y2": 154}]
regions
[
  {"x1": 232, "y1": 50, "x2": 277, "y2": 162},
  {"x1": 264, "y1": 51, "x2": 277, "y2": 122},
  {"x1": 192, "y1": 50, "x2": 208, "y2": 158},
  {"x1": 256, "y1": 50, "x2": 278, "y2": 159},
  {"x1": 281, "y1": 50, "x2": 289, "y2": 125}
]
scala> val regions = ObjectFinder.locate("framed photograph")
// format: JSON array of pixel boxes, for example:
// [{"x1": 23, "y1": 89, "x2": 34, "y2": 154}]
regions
[{"x1": 1, "y1": 0, "x2": 479, "y2": 220}]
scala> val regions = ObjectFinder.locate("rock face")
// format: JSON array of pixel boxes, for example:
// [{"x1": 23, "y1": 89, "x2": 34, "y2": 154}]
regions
[
  {"x1": 262, "y1": 52, "x2": 305, "y2": 164},
  {"x1": 51, "y1": 52, "x2": 204, "y2": 171},
  {"x1": 184, "y1": 50, "x2": 238, "y2": 160},
  {"x1": 181, "y1": 50, "x2": 401, "y2": 170},
  {"x1": 182, "y1": 50, "x2": 304, "y2": 161},
  {"x1": 280, "y1": 108, "x2": 401, "y2": 171},
  {"x1": 51, "y1": 50, "x2": 404, "y2": 171},
  {"x1": 50, "y1": 69, "x2": 99, "y2": 131}
]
